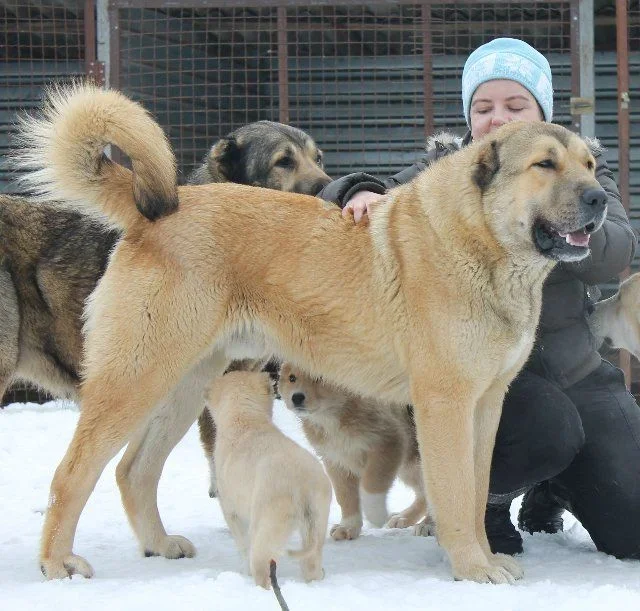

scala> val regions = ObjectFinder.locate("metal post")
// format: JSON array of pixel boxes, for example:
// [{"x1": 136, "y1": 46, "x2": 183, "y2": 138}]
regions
[
  {"x1": 577, "y1": 0, "x2": 595, "y2": 138},
  {"x1": 96, "y1": 0, "x2": 110, "y2": 87},
  {"x1": 421, "y1": 3, "x2": 433, "y2": 139},
  {"x1": 616, "y1": 0, "x2": 632, "y2": 387},
  {"x1": 277, "y1": 6, "x2": 290, "y2": 124}
]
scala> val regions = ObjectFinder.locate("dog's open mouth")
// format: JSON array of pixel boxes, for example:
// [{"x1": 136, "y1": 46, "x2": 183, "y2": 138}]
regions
[{"x1": 534, "y1": 219, "x2": 599, "y2": 262}]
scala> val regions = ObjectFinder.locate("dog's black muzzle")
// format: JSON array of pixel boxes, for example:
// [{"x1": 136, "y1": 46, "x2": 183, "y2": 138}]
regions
[
  {"x1": 291, "y1": 392, "x2": 306, "y2": 408},
  {"x1": 534, "y1": 186, "x2": 608, "y2": 263}
]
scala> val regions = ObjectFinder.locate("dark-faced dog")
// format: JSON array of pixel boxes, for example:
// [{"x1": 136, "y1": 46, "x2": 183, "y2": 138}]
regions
[{"x1": 187, "y1": 120, "x2": 330, "y2": 196}]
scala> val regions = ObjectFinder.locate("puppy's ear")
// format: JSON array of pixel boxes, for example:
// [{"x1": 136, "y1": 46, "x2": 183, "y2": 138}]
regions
[
  {"x1": 208, "y1": 137, "x2": 242, "y2": 182},
  {"x1": 473, "y1": 140, "x2": 501, "y2": 190}
]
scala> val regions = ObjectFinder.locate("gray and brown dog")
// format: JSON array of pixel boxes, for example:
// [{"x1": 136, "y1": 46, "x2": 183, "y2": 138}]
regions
[{"x1": 0, "y1": 118, "x2": 329, "y2": 408}]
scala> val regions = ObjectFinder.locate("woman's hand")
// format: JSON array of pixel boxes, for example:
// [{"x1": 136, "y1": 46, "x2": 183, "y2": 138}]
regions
[{"x1": 342, "y1": 190, "x2": 384, "y2": 223}]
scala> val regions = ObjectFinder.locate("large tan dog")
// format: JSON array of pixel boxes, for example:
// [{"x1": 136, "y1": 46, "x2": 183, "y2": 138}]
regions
[
  {"x1": 208, "y1": 370, "x2": 331, "y2": 588},
  {"x1": 590, "y1": 272, "x2": 640, "y2": 360},
  {"x1": 16, "y1": 84, "x2": 607, "y2": 584},
  {"x1": 279, "y1": 362, "x2": 427, "y2": 539}
]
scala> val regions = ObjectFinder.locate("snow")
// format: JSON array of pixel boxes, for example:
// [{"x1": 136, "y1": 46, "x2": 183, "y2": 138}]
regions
[{"x1": 1, "y1": 399, "x2": 639, "y2": 610}]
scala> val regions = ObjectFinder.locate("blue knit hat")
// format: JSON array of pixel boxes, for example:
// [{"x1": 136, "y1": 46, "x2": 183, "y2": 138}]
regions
[{"x1": 461, "y1": 38, "x2": 554, "y2": 126}]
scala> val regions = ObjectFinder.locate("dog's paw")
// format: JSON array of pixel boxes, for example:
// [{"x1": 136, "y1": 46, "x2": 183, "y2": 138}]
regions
[
  {"x1": 40, "y1": 554, "x2": 94, "y2": 580},
  {"x1": 386, "y1": 513, "x2": 414, "y2": 529},
  {"x1": 330, "y1": 521, "x2": 362, "y2": 541},
  {"x1": 412, "y1": 516, "x2": 436, "y2": 537},
  {"x1": 490, "y1": 553, "x2": 524, "y2": 580},
  {"x1": 144, "y1": 535, "x2": 196, "y2": 559},
  {"x1": 451, "y1": 556, "x2": 522, "y2": 585}
]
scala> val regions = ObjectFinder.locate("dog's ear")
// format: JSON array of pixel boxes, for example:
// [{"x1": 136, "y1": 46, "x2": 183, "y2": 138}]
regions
[
  {"x1": 208, "y1": 137, "x2": 243, "y2": 183},
  {"x1": 473, "y1": 139, "x2": 501, "y2": 191}
]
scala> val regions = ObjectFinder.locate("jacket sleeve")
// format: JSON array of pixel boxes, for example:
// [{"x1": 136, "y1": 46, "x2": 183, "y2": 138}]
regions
[
  {"x1": 561, "y1": 151, "x2": 637, "y2": 284},
  {"x1": 316, "y1": 150, "x2": 439, "y2": 208}
]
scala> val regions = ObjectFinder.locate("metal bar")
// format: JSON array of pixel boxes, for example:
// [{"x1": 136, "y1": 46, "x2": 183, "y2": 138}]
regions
[
  {"x1": 84, "y1": 0, "x2": 96, "y2": 69},
  {"x1": 108, "y1": 1, "x2": 121, "y2": 163},
  {"x1": 111, "y1": 0, "x2": 569, "y2": 8},
  {"x1": 108, "y1": 2, "x2": 121, "y2": 90},
  {"x1": 97, "y1": 0, "x2": 111, "y2": 87},
  {"x1": 569, "y1": 0, "x2": 580, "y2": 133},
  {"x1": 421, "y1": 3, "x2": 434, "y2": 138},
  {"x1": 616, "y1": 0, "x2": 632, "y2": 387},
  {"x1": 578, "y1": 0, "x2": 594, "y2": 138},
  {"x1": 277, "y1": 5, "x2": 289, "y2": 124}
]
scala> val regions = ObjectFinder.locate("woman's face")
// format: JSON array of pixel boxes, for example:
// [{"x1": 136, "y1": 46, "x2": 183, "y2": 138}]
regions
[{"x1": 470, "y1": 79, "x2": 543, "y2": 140}]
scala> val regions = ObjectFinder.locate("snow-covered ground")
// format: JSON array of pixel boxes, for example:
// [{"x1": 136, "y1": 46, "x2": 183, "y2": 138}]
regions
[{"x1": 1, "y1": 399, "x2": 639, "y2": 610}]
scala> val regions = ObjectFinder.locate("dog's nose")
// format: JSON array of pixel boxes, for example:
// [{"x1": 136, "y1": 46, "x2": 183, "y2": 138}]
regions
[
  {"x1": 581, "y1": 188, "x2": 607, "y2": 209},
  {"x1": 291, "y1": 392, "x2": 306, "y2": 407},
  {"x1": 312, "y1": 179, "x2": 331, "y2": 195}
]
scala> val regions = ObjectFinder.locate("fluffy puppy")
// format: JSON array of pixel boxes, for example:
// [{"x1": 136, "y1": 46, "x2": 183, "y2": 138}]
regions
[
  {"x1": 279, "y1": 362, "x2": 428, "y2": 540},
  {"x1": 208, "y1": 370, "x2": 331, "y2": 588}
]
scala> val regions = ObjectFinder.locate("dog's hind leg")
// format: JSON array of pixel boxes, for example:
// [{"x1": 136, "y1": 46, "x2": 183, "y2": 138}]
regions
[
  {"x1": 0, "y1": 268, "x2": 19, "y2": 405},
  {"x1": 387, "y1": 459, "x2": 427, "y2": 528},
  {"x1": 116, "y1": 352, "x2": 228, "y2": 559},
  {"x1": 249, "y1": 505, "x2": 293, "y2": 589},
  {"x1": 39, "y1": 337, "x2": 221, "y2": 579},
  {"x1": 360, "y1": 438, "x2": 404, "y2": 527},
  {"x1": 297, "y1": 497, "x2": 329, "y2": 583}
]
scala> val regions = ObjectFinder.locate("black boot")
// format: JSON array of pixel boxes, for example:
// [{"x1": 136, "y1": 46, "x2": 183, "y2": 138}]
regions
[
  {"x1": 517, "y1": 481, "x2": 565, "y2": 535},
  {"x1": 485, "y1": 502, "x2": 523, "y2": 555}
]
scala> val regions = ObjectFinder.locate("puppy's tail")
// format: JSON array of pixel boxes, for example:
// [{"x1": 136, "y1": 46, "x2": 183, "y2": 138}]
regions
[
  {"x1": 287, "y1": 504, "x2": 322, "y2": 560},
  {"x1": 13, "y1": 81, "x2": 178, "y2": 232}
]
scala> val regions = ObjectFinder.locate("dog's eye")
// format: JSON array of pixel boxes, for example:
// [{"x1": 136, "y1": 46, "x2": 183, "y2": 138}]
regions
[
  {"x1": 289, "y1": 374, "x2": 296, "y2": 383},
  {"x1": 316, "y1": 153, "x2": 323, "y2": 167},
  {"x1": 586, "y1": 159, "x2": 595, "y2": 171},
  {"x1": 534, "y1": 159, "x2": 556, "y2": 170},
  {"x1": 276, "y1": 156, "x2": 295, "y2": 169}
]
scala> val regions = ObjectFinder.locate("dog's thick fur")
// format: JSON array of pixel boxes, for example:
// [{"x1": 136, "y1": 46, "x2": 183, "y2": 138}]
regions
[
  {"x1": 208, "y1": 370, "x2": 331, "y2": 588},
  {"x1": 279, "y1": 362, "x2": 427, "y2": 539},
  {"x1": 16, "y1": 83, "x2": 607, "y2": 584},
  {"x1": 0, "y1": 196, "x2": 118, "y2": 402},
  {"x1": 590, "y1": 272, "x2": 640, "y2": 359},
  {"x1": 1, "y1": 120, "x2": 329, "y2": 407}
]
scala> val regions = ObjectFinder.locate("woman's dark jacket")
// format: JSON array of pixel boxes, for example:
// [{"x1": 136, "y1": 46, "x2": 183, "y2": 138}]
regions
[{"x1": 317, "y1": 131, "x2": 637, "y2": 388}]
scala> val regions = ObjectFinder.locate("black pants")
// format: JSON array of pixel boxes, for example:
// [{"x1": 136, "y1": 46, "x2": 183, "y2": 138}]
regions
[{"x1": 490, "y1": 360, "x2": 640, "y2": 559}]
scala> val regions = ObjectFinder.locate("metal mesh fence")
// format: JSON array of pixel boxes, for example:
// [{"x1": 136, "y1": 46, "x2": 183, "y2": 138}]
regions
[
  {"x1": 1, "y1": 0, "x2": 86, "y2": 193},
  {"x1": 110, "y1": 1, "x2": 575, "y2": 181}
]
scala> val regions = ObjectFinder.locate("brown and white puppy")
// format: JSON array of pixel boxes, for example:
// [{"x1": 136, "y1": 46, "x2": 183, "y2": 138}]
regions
[
  {"x1": 207, "y1": 371, "x2": 331, "y2": 589},
  {"x1": 17, "y1": 84, "x2": 606, "y2": 584},
  {"x1": 590, "y1": 272, "x2": 640, "y2": 360},
  {"x1": 279, "y1": 362, "x2": 428, "y2": 540}
]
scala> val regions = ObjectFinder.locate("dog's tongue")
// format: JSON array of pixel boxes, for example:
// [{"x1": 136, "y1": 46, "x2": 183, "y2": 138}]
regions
[{"x1": 560, "y1": 231, "x2": 590, "y2": 247}]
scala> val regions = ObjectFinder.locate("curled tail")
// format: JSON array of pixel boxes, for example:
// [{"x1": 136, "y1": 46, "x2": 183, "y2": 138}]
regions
[{"x1": 13, "y1": 81, "x2": 178, "y2": 232}]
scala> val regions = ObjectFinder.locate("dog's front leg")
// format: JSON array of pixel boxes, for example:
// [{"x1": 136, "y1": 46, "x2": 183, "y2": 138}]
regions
[
  {"x1": 474, "y1": 379, "x2": 523, "y2": 579},
  {"x1": 411, "y1": 378, "x2": 521, "y2": 584}
]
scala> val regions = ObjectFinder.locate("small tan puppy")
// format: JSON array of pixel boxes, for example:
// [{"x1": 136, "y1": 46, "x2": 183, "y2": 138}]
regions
[
  {"x1": 279, "y1": 363, "x2": 429, "y2": 541},
  {"x1": 207, "y1": 370, "x2": 331, "y2": 588},
  {"x1": 590, "y1": 272, "x2": 640, "y2": 360}
]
